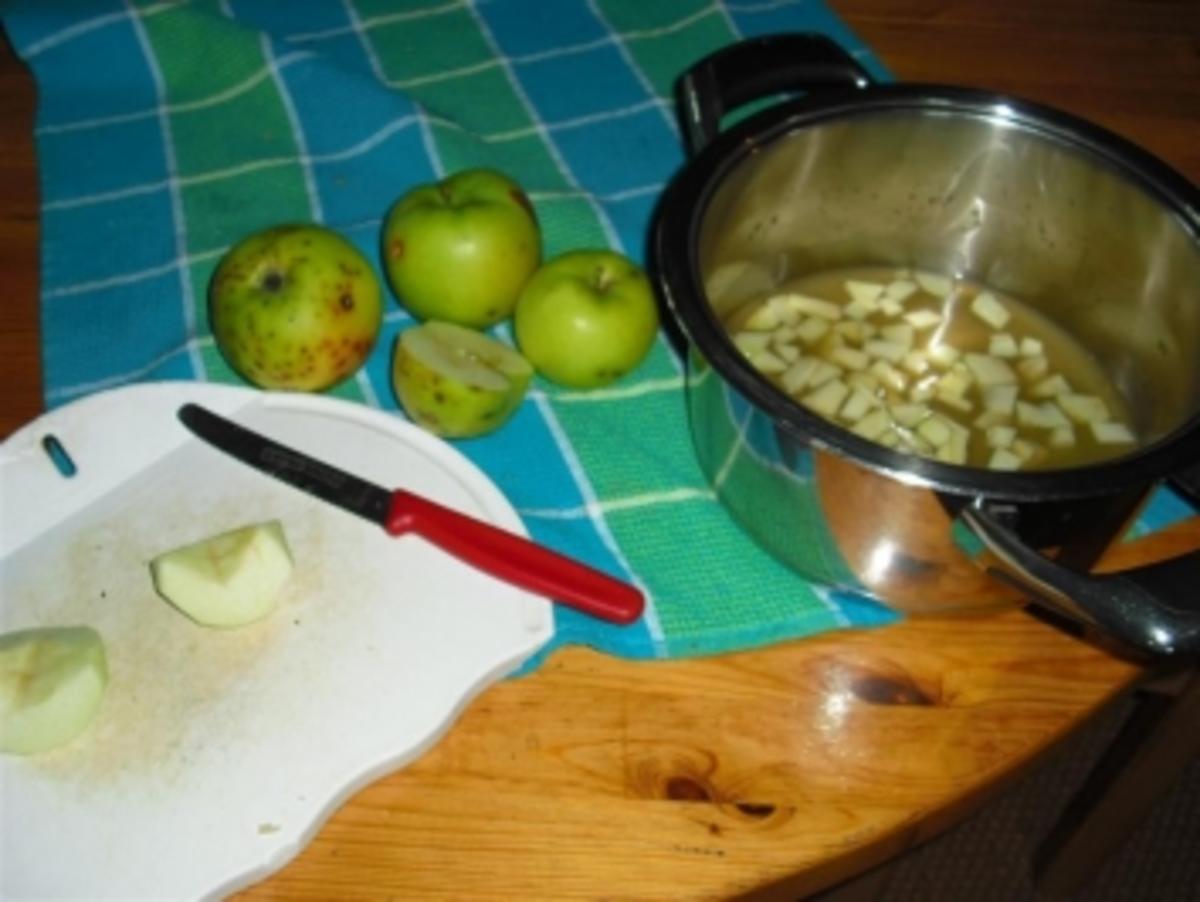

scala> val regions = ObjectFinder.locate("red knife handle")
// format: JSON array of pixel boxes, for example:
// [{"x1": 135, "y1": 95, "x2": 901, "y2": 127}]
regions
[{"x1": 384, "y1": 490, "x2": 645, "y2": 625}]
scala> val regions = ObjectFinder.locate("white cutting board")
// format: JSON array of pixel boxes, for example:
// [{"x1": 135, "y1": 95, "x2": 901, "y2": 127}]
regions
[{"x1": 0, "y1": 383, "x2": 554, "y2": 900}]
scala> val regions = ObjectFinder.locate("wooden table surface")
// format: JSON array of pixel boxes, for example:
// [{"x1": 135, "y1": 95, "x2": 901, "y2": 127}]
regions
[{"x1": 2, "y1": 2, "x2": 1198, "y2": 899}]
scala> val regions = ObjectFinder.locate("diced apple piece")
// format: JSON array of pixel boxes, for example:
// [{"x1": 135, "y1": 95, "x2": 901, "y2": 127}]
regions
[
  {"x1": 904, "y1": 309, "x2": 943, "y2": 331},
  {"x1": 916, "y1": 415, "x2": 953, "y2": 447},
  {"x1": 844, "y1": 298, "x2": 876, "y2": 320},
  {"x1": 775, "y1": 343, "x2": 801, "y2": 363},
  {"x1": 775, "y1": 292, "x2": 842, "y2": 320},
  {"x1": 742, "y1": 303, "x2": 782, "y2": 331},
  {"x1": 831, "y1": 346, "x2": 871, "y2": 371},
  {"x1": 840, "y1": 387, "x2": 879, "y2": 422},
  {"x1": 870, "y1": 360, "x2": 908, "y2": 393},
  {"x1": 835, "y1": 321, "x2": 870, "y2": 345},
  {"x1": 794, "y1": 316, "x2": 831, "y2": 346},
  {"x1": 974, "y1": 410, "x2": 1012, "y2": 429},
  {"x1": 770, "y1": 325, "x2": 797, "y2": 346},
  {"x1": 151, "y1": 521, "x2": 293, "y2": 628},
  {"x1": 1, "y1": 626, "x2": 108, "y2": 756},
  {"x1": 781, "y1": 358, "x2": 819, "y2": 395},
  {"x1": 816, "y1": 329, "x2": 845, "y2": 356},
  {"x1": 809, "y1": 359, "x2": 842, "y2": 388},
  {"x1": 1019, "y1": 337, "x2": 1044, "y2": 357},
  {"x1": 936, "y1": 362, "x2": 974, "y2": 400},
  {"x1": 988, "y1": 448, "x2": 1023, "y2": 470},
  {"x1": 880, "y1": 323, "x2": 915, "y2": 349},
  {"x1": 896, "y1": 427, "x2": 934, "y2": 455},
  {"x1": 847, "y1": 371, "x2": 881, "y2": 394},
  {"x1": 987, "y1": 425, "x2": 1017, "y2": 448},
  {"x1": 1017, "y1": 355, "x2": 1050, "y2": 382},
  {"x1": 928, "y1": 343, "x2": 961, "y2": 369},
  {"x1": 988, "y1": 333, "x2": 1019, "y2": 358},
  {"x1": 1031, "y1": 373, "x2": 1072, "y2": 399},
  {"x1": 915, "y1": 271, "x2": 954, "y2": 297},
  {"x1": 1049, "y1": 425, "x2": 1077, "y2": 448},
  {"x1": 909, "y1": 373, "x2": 938, "y2": 402},
  {"x1": 877, "y1": 428, "x2": 902, "y2": 449},
  {"x1": 1016, "y1": 400, "x2": 1070, "y2": 430},
  {"x1": 749, "y1": 349, "x2": 788, "y2": 374},
  {"x1": 884, "y1": 280, "x2": 918, "y2": 304},
  {"x1": 1091, "y1": 421, "x2": 1137, "y2": 445},
  {"x1": 937, "y1": 421, "x2": 971, "y2": 465},
  {"x1": 864, "y1": 339, "x2": 907, "y2": 364},
  {"x1": 901, "y1": 350, "x2": 931, "y2": 376},
  {"x1": 851, "y1": 407, "x2": 891, "y2": 441},
  {"x1": 734, "y1": 331, "x2": 770, "y2": 358},
  {"x1": 970, "y1": 291, "x2": 1011, "y2": 329},
  {"x1": 964, "y1": 352, "x2": 1017, "y2": 386},
  {"x1": 982, "y1": 383, "x2": 1018, "y2": 416},
  {"x1": 879, "y1": 299, "x2": 905, "y2": 317},
  {"x1": 890, "y1": 403, "x2": 930, "y2": 428},
  {"x1": 803, "y1": 378, "x2": 850, "y2": 418},
  {"x1": 1057, "y1": 393, "x2": 1110, "y2": 424},
  {"x1": 937, "y1": 393, "x2": 974, "y2": 414},
  {"x1": 766, "y1": 294, "x2": 807, "y2": 326},
  {"x1": 845, "y1": 280, "x2": 884, "y2": 307}
]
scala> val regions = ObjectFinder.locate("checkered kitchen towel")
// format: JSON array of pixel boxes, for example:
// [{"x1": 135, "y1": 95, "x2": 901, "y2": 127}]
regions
[{"x1": 3, "y1": 1, "x2": 1192, "y2": 666}]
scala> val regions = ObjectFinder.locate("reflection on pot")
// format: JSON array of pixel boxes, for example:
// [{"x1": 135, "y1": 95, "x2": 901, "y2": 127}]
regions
[{"x1": 687, "y1": 348, "x2": 1150, "y2": 615}]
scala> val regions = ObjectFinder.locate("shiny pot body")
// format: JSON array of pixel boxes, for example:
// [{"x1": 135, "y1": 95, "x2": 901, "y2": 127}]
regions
[{"x1": 654, "y1": 35, "x2": 1200, "y2": 657}]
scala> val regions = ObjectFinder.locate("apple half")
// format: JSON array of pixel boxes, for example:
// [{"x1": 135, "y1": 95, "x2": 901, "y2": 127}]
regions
[
  {"x1": 1, "y1": 625, "x2": 109, "y2": 756},
  {"x1": 391, "y1": 321, "x2": 533, "y2": 438},
  {"x1": 150, "y1": 520, "x2": 293, "y2": 628}
]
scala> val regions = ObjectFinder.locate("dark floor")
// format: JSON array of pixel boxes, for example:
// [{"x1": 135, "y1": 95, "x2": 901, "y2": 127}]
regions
[{"x1": 871, "y1": 693, "x2": 1200, "y2": 902}]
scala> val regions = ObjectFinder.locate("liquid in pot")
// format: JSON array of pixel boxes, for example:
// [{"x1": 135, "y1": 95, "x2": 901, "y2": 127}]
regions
[{"x1": 716, "y1": 264, "x2": 1138, "y2": 470}]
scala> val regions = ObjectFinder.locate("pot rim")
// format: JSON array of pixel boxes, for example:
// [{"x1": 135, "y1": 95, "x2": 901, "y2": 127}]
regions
[{"x1": 655, "y1": 81, "x2": 1200, "y2": 501}]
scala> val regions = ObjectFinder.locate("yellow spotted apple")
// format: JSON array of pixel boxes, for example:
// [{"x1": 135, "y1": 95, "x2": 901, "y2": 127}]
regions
[
  {"x1": 382, "y1": 168, "x2": 541, "y2": 328},
  {"x1": 391, "y1": 321, "x2": 533, "y2": 438},
  {"x1": 209, "y1": 224, "x2": 383, "y2": 391}
]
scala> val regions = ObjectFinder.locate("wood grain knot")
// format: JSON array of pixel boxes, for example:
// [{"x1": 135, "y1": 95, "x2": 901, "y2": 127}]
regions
[
  {"x1": 733, "y1": 802, "x2": 776, "y2": 819},
  {"x1": 850, "y1": 672, "x2": 937, "y2": 706},
  {"x1": 666, "y1": 775, "x2": 714, "y2": 802}
]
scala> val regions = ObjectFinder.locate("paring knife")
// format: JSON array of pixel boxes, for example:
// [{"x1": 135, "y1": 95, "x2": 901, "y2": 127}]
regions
[{"x1": 177, "y1": 403, "x2": 644, "y2": 625}]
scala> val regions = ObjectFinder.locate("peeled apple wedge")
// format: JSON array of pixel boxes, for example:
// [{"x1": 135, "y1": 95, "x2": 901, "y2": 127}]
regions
[
  {"x1": 150, "y1": 520, "x2": 293, "y2": 628},
  {"x1": 1, "y1": 626, "x2": 108, "y2": 755},
  {"x1": 392, "y1": 320, "x2": 533, "y2": 438}
]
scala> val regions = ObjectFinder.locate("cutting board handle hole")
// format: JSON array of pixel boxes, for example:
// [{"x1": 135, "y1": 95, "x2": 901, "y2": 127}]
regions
[{"x1": 42, "y1": 433, "x2": 78, "y2": 478}]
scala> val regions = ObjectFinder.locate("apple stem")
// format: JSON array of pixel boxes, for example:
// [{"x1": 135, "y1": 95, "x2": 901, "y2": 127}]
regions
[{"x1": 593, "y1": 267, "x2": 613, "y2": 293}]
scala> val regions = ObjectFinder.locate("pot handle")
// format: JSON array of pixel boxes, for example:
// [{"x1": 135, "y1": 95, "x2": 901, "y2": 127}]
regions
[
  {"x1": 958, "y1": 503, "x2": 1200, "y2": 660},
  {"x1": 676, "y1": 33, "x2": 874, "y2": 156}
]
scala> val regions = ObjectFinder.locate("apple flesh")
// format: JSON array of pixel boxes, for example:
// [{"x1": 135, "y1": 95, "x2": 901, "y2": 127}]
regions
[
  {"x1": 514, "y1": 250, "x2": 660, "y2": 389},
  {"x1": 392, "y1": 321, "x2": 533, "y2": 438},
  {"x1": 1, "y1": 626, "x2": 108, "y2": 756},
  {"x1": 382, "y1": 168, "x2": 541, "y2": 328},
  {"x1": 209, "y1": 224, "x2": 383, "y2": 391},
  {"x1": 150, "y1": 521, "x2": 293, "y2": 628}
]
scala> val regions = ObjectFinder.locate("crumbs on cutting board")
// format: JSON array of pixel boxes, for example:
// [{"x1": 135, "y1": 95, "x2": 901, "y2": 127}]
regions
[{"x1": 4, "y1": 488, "x2": 331, "y2": 789}]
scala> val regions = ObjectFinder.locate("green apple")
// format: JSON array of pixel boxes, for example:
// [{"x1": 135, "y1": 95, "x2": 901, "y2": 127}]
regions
[
  {"x1": 382, "y1": 168, "x2": 541, "y2": 328},
  {"x1": 392, "y1": 321, "x2": 533, "y2": 438},
  {"x1": 514, "y1": 250, "x2": 660, "y2": 388},
  {"x1": 209, "y1": 224, "x2": 383, "y2": 391},
  {"x1": 150, "y1": 521, "x2": 293, "y2": 628},
  {"x1": 1, "y1": 625, "x2": 108, "y2": 756}
]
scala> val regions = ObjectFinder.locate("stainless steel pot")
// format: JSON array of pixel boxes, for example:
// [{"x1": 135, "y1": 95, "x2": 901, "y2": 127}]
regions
[{"x1": 652, "y1": 34, "x2": 1200, "y2": 659}]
